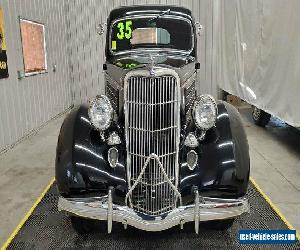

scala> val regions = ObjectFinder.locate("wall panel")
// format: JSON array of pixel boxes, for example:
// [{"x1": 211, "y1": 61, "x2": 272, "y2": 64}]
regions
[{"x1": 0, "y1": 0, "x2": 72, "y2": 151}]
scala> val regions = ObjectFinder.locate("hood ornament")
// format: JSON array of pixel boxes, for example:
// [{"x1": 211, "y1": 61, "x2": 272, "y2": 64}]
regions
[{"x1": 148, "y1": 54, "x2": 155, "y2": 76}]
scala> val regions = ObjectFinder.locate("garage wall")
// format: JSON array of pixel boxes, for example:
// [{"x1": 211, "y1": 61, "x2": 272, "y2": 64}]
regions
[
  {"x1": 66, "y1": 0, "x2": 218, "y2": 104},
  {"x1": 0, "y1": 0, "x2": 72, "y2": 152}
]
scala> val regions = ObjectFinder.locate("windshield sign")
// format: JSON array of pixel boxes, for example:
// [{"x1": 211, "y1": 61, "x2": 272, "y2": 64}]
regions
[{"x1": 110, "y1": 17, "x2": 192, "y2": 53}]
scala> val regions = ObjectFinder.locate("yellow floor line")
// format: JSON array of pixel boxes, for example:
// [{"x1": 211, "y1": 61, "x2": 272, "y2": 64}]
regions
[
  {"x1": 250, "y1": 177, "x2": 300, "y2": 241},
  {"x1": 1, "y1": 176, "x2": 298, "y2": 249},
  {"x1": 1, "y1": 178, "x2": 55, "y2": 250}
]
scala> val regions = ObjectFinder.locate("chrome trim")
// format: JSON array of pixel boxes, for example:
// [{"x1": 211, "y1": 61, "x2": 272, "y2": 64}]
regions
[
  {"x1": 113, "y1": 54, "x2": 195, "y2": 65},
  {"x1": 105, "y1": 72, "x2": 124, "y2": 90},
  {"x1": 126, "y1": 10, "x2": 165, "y2": 15},
  {"x1": 107, "y1": 189, "x2": 112, "y2": 233},
  {"x1": 58, "y1": 195, "x2": 249, "y2": 233},
  {"x1": 147, "y1": 9, "x2": 171, "y2": 23},
  {"x1": 198, "y1": 130, "x2": 206, "y2": 141},
  {"x1": 170, "y1": 11, "x2": 193, "y2": 20},
  {"x1": 109, "y1": 48, "x2": 192, "y2": 58},
  {"x1": 181, "y1": 72, "x2": 196, "y2": 89},
  {"x1": 125, "y1": 10, "x2": 193, "y2": 20},
  {"x1": 124, "y1": 68, "x2": 181, "y2": 216},
  {"x1": 109, "y1": 15, "x2": 194, "y2": 56},
  {"x1": 194, "y1": 190, "x2": 200, "y2": 234},
  {"x1": 125, "y1": 153, "x2": 182, "y2": 207}
]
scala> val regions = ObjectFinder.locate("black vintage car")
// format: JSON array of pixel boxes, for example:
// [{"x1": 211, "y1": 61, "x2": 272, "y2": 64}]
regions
[{"x1": 56, "y1": 5, "x2": 250, "y2": 234}]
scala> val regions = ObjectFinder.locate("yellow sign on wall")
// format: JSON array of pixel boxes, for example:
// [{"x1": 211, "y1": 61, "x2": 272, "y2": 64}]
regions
[{"x1": 0, "y1": 6, "x2": 8, "y2": 78}]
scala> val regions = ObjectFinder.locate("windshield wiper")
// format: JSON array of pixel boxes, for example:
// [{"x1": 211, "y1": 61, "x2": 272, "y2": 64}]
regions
[{"x1": 148, "y1": 9, "x2": 171, "y2": 23}]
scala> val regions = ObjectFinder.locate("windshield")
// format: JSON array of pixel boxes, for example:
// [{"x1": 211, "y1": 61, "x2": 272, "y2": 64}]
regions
[{"x1": 110, "y1": 16, "x2": 193, "y2": 53}]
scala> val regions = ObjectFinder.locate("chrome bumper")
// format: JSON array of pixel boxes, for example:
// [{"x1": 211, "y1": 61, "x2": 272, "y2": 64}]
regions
[{"x1": 58, "y1": 190, "x2": 249, "y2": 233}]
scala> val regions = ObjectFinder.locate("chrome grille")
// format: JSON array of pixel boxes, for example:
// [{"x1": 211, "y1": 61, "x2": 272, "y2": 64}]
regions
[{"x1": 125, "y1": 71, "x2": 180, "y2": 216}]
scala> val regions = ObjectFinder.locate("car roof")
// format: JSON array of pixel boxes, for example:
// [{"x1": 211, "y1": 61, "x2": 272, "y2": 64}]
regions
[{"x1": 107, "y1": 5, "x2": 193, "y2": 23}]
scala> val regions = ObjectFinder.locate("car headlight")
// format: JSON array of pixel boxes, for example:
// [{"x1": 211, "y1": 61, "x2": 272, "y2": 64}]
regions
[
  {"x1": 88, "y1": 95, "x2": 113, "y2": 130},
  {"x1": 193, "y1": 95, "x2": 217, "y2": 130}
]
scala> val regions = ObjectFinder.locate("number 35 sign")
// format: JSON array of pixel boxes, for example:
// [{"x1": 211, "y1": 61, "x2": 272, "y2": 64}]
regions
[
  {"x1": 0, "y1": 7, "x2": 8, "y2": 79},
  {"x1": 116, "y1": 20, "x2": 132, "y2": 40}
]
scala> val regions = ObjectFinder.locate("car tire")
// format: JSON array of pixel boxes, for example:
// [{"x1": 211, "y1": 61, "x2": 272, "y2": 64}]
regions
[
  {"x1": 70, "y1": 216, "x2": 95, "y2": 234},
  {"x1": 204, "y1": 218, "x2": 235, "y2": 231},
  {"x1": 252, "y1": 106, "x2": 271, "y2": 127}
]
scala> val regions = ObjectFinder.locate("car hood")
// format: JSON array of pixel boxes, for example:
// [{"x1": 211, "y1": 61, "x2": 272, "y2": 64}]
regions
[{"x1": 106, "y1": 53, "x2": 197, "y2": 88}]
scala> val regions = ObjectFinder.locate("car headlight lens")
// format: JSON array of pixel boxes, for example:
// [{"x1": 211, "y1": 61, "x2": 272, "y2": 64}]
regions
[
  {"x1": 193, "y1": 95, "x2": 217, "y2": 130},
  {"x1": 88, "y1": 95, "x2": 113, "y2": 130}
]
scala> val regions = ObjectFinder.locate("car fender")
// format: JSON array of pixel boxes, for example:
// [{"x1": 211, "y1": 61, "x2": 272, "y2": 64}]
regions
[
  {"x1": 55, "y1": 105, "x2": 127, "y2": 198},
  {"x1": 180, "y1": 101, "x2": 250, "y2": 201}
]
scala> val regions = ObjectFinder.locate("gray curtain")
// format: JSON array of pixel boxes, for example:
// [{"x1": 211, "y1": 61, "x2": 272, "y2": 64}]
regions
[{"x1": 215, "y1": 0, "x2": 300, "y2": 127}]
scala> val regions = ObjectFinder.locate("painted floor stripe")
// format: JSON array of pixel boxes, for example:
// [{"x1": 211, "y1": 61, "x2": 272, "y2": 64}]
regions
[
  {"x1": 1, "y1": 178, "x2": 55, "y2": 250},
  {"x1": 250, "y1": 177, "x2": 300, "y2": 241}
]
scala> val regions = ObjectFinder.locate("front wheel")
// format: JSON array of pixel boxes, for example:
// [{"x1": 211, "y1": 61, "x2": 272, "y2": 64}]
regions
[
  {"x1": 204, "y1": 218, "x2": 235, "y2": 231},
  {"x1": 252, "y1": 106, "x2": 271, "y2": 127}
]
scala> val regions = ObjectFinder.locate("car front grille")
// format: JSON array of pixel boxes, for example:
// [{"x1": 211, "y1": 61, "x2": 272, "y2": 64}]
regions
[{"x1": 125, "y1": 71, "x2": 180, "y2": 216}]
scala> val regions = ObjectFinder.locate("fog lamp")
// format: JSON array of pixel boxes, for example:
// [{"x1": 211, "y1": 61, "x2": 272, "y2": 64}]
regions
[
  {"x1": 187, "y1": 150, "x2": 198, "y2": 171},
  {"x1": 107, "y1": 132, "x2": 121, "y2": 145},
  {"x1": 184, "y1": 132, "x2": 199, "y2": 148},
  {"x1": 108, "y1": 147, "x2": 118, "y2": 168}
]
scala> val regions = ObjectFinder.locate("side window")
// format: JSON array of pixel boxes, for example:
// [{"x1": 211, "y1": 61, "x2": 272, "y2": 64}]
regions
[{"x1": 20, "y1": 19, "x2": 47, "y2": 76}]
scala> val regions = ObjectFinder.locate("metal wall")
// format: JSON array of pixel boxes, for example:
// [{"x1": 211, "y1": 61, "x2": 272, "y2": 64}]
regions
[
  {"x1": 66, "y1": 0, "x2": 217, "y2": 104},
  {"x1": 0, "y1": 0, "x2": 72, "y2": 152}
]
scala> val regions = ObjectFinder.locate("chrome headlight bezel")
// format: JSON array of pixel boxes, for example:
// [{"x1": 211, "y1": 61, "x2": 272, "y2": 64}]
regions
[
  {"x1": 193, "y1": 94, "x2": 217, "y2": 130},
  {"x1": 88, "y1": 95, "x2": 113, "y2": 131}
]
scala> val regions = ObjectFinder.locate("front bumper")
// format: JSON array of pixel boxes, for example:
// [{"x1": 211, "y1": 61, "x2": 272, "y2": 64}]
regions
[{"x1": 58, "y1": 190, "x2": 249, "y2": 233}]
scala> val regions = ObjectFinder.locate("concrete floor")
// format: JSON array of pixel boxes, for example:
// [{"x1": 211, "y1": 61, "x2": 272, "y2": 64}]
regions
[
  {"x1": 0, "y1": 106, "x2": 300, "y2": 245},
  {"x1": 0, "y1": 116, "x2": 65, "y2": 245},
  {"x1": 238, "y1": 106, "x2": 300, "y2": 232}
]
